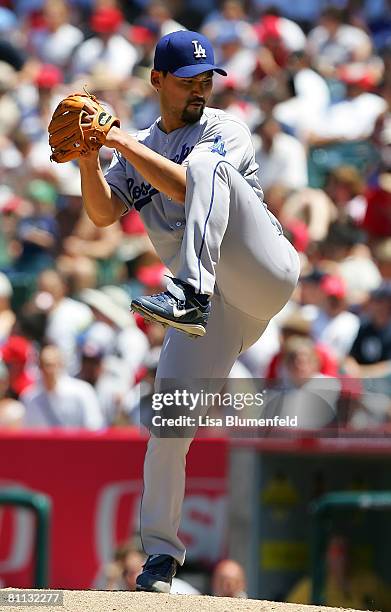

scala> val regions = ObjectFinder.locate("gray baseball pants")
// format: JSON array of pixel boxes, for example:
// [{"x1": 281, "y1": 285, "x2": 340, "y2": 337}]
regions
[{"x1": 140, "y1": 152, "x2": 300, "y2": 564}]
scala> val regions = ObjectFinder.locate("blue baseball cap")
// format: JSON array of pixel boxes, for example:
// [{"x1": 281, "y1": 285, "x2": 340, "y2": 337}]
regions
[{"x1": 154, "y1": 30, "x2": 227, "y2": 78}]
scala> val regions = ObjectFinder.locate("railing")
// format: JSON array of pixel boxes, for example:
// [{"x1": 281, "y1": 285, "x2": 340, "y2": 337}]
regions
[{"x1": 0, "y1": 487, "x2": 52, "y2": 587}]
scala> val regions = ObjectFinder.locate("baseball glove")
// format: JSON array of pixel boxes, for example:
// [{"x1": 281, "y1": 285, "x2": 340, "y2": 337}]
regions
[{"x1": 48, "y1": 90, "x2": 120, "y2": 163}]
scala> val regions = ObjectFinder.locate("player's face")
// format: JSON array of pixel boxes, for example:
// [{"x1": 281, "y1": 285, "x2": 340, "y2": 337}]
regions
[{"x1": 154, "y1": 70, "x2": 214, "y2": 125}]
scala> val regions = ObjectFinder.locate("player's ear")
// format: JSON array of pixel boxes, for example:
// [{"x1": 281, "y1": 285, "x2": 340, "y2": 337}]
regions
[{"x1": 151, "y1": 70, "x2": 162, "y2": 92}]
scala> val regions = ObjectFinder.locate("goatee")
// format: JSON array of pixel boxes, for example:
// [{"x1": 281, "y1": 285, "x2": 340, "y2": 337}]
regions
[{"x1": 181, "y1": 103, "x2": 205, "y2": 124}]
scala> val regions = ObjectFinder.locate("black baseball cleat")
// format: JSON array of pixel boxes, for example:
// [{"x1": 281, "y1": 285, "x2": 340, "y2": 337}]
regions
[
  {"x1": 131, "y1": 278, "x2": 210, "y2": 338},
  {"x1": 136, "y1": 554, "x2": 178, "y2": 593}
]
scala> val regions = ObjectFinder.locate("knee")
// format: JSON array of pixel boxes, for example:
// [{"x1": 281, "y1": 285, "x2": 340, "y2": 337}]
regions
[{"x1": 186, "y1": 152, "x2": 225, "y2": 181}]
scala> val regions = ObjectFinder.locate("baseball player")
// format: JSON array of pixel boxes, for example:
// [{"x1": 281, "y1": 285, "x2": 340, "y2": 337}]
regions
[{"x1": 59, "y1": 30, "x2": 300, "y2": 593}]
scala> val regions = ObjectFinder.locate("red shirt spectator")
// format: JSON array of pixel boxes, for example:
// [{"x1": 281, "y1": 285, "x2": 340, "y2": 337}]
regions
[
  {"x1": 264, "y1": 312, "x2": 339, "y2": 381},
  {"x1": 266, "y1": 342, "x2": 339, "y2": 381},
  {"x1": 1, "y1": 336, "x2": 35, "y2": 397},
  {"x1": 362, "y1": 179, "x2": 391, "y2": 239}
]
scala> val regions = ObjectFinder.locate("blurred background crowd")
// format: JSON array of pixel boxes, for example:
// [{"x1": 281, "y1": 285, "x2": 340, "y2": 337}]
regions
[{"x1": 0, "y1": 0, "x2": 390, "y2": 430}]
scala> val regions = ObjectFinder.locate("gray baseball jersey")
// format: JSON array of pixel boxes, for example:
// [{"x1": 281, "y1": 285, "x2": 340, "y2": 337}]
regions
[{"x1": 105, "y1": 107, "x2": 280, "y2": 274}]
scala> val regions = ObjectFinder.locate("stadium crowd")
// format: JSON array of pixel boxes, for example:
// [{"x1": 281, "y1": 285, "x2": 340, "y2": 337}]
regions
[{"x1": 0, "y1": 0, "x2": 390, "y2": 431}]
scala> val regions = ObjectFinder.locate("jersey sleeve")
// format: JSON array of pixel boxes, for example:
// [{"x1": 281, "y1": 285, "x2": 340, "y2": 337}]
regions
[
  {"x1": 104, "y1": 149, "x2": 133, "y2": 213},
  {"x1": 182, "y1": 115, "x2": 256, "y2": 173}
]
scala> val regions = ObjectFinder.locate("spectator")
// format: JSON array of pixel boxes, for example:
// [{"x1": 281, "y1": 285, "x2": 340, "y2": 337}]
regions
[
  {"x1": 299, "y1": 268, "x2": 326, "y2": 313},
  {"x1": 338, "y1": 242, "x2": 382, "y2": 306},
  {"x1": 254, "y1": 115, "x2": 308, "y2": 191},
  {"x1": 319, "y1": 220, "x2": 367, "y2": 263},
  {"x1": 315, "y1": 223, "x2": 382, "y2": 304},
  {"x1": 273, "y1": 50, "x2": 330, "y2": 137},
  {"x1": 146, "y1": 0, "x2": 186, "y2": 38},
  {"x1": 11, "y1": 180, "x2": 59, "y2": 273},
  {"x1": 22, "y1": 63, "x2": 64, "y2": 142},
  {"x1": 103, "y1": 541, "x2": 137, "y2": 590},
  {"x1": 362, "y1": 171, "x2": 391, "y2": 242},
  {"x1": 375, "y1": 78, "x2": 391, "y2": 155},
  {"x1": 307, "y1": 7, "x2": 372, "y2": 75},
  {"x1": 266, "y1": 312, "x2": 338, "y2": 381},
  {"x1": 0, "y1": 272, "x2": 15, "y2": 343},
  {"x1": 79, "y1": 287, "x2": 149, "y2": 382},
  {"x1": 0, "y1": 192, "x2": 22, "y2": 270},
  {"x1": 252, "y1": 9, "x2": 306, "y2": 87},
  {"x1": 202, "y1": 0, "x2": 257, "y2": 50},
  {"x1": 77, "y1": 323, "x2": 131, "y2": 426},
  {"x1": 281, "y1": 188, "x2": 337, "y2": 242},
  {"x1": 120, "y1": 548, "x2": 145, "y2": 591},
  {"x1": 0, "y1": 8, "x2": 26, "y2": 71},
  {"x1": 287, "y1": 534, "x2": 391, "y2": 610},
  {"x1": 29, "y1": 0, "x2": 84, "y2": 71},
  {"x1": 252, "y1": 0, "x2": 323, "y2": 30},
  {"x1": 374, "y1": 238, "x2": 391, "y2": 281},
  {"x1": 307, "y1": 63, "x2": 386, "y2": 143},
  {"x1": 266, "y1": 336, "x2": 340, "y2": 429},
  {"x1": 129, "y1": 19, "x2": 161, "y2": 80},
  {"x1": 255, "y1": 9, "x2": 306, "y2": 57},
  {"x1": 59, "y1": 208, "x2": 123, "y2": 277},
  {"x1": 21, "y1": 344, "x2": 104, "y2": 429},
  {"x1": 55, "y1": 198, "x2": 118, "y2": 276},
  {"x1": 345, "y1": 282, "x2": 391, "y2": 377},
  {"x1": 1, "y1": 335, "x2": 35, "y2": 398},
  {"x1": 212, "y1": 558, "x2": 247, "y2": 598},
  {"x1": 0, "y1": 359, "x2": 25, "y2": 428},
  {"x1": 214, "y1": 24, "x2": 258, "y2": 91},
  {"x1": 311, "y1": 275, "x2": 360, "y2": 361},
  {"x1": 324, "y1": 165, "x2": 367, "y2": 224},
  {"x1": 0, "y1": 62, "x2": 20, "y2": 138},
  {"x1": 54, "y1": 188, "x2": 85, "y2": 255},
  {"x1": 209, "y1": 82, "x2": 261, "y2": 127},
  {"x1": 71, "y1": 7, "x2": 138, "y2": 79},
  {"x1": 33, "y1": 268, "x2": 93, "y2": 374},
  {"x1": 348, "y1": 383, "x2": 391, "y2": 430}
]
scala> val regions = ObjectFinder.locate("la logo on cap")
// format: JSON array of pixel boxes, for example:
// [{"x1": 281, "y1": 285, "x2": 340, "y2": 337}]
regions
[{"x1": 192, "y1": 40, "x2": 206, "y2": 59}]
